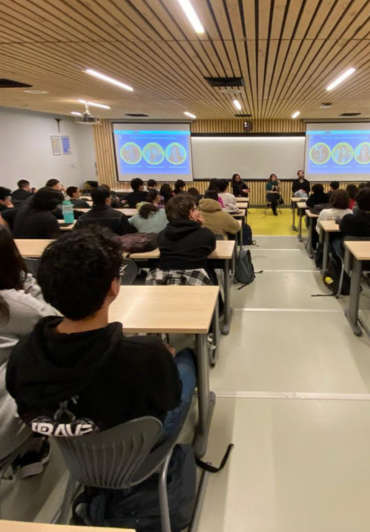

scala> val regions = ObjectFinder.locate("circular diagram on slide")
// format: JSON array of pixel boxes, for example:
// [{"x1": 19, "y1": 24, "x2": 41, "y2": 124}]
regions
[
  {"x1": 332, "y1": 142, "x2": 354, "y2": 165},
  {"x1": 165, "y1": 143, "x2": 187, "y2": 165},
  {"x1": 143, "y1": 143, "x2": 165, "y2": 165},
  {"x1": 354, "y1": 142, "x2": 370, "y2": 164},
  {"x1": 120, "y1": 143, "x2": 142, "y2": 165},
  {"x1": 309, "y1": 142, "x2": 331, "y2": 165}
]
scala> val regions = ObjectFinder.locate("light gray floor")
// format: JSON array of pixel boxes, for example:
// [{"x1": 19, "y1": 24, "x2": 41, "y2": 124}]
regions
[{"x1": 2, "y1": 235, "x2": 370, "y2": 531}]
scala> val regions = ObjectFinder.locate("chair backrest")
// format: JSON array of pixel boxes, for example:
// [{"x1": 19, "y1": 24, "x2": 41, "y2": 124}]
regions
[
  {"x1": 121, "y1": 258, "x2": 138, "y2": 285},
  {"x1": 55, "y1": 417, "x2": 163, "y2": 489}
]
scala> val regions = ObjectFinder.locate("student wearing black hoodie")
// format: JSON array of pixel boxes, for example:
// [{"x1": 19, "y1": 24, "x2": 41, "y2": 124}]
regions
[{"x1": 6, "y1": 227, "x2": 195, "y2": 437}]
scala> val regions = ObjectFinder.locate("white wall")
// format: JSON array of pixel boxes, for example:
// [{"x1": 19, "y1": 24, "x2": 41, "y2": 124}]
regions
[{"x1": 0, "y1": 107, "x2": 97, "y2": 191}]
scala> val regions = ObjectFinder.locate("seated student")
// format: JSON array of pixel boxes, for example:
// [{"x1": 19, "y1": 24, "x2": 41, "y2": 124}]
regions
[
  {"x1": 1, "y1": 188, "x2": 63, "y2": 239},
  {"x1": 159, "y1": 183, "x2": 174, "y2": 205},
  {"x1": 199, "y1": 191, "x2": 240, "y2": 240},
  {"x1": 0, "y1": 187, "x2": 14, "y2": 212},
  {"x1": 6, "y1": 227, "x2": 195, "y2": 439},
  {"x1": 292, "y1": 170, "x2": 310, "y2": 198},
  {"x1": 147, "y1": 179, "x2": 158, "y2": 191},
  {"x1": 0, "y1": 227, "x2": 57, "y2": 476},
  {"x1": 76, "y1": 186, "x2": 135, "y2": 236},
  {"x1": 346, "y1": 184, "x2": 359, "y2": 210},
  {"x1": 129, "y1": 190, "x2": 168, "y2": 233},
  {"x1": 231, "y1": 173, "x2": 249, "y2": 198},
  {"x1": 187, "y1": 187, "x2": 203, "y2": 206},
  {"x1": 12, "y1": 180, "x2": 33, "y2": 204},
  {"x1": 340, "y1": 188, "x2": 370, "y2": 238},
  {"x1": 125, "y1": 178, "x2": 148, "y2": 208},
  {"x1": 147, "y1": 194, "x2": 216, "y2": 285},
  {"x1": 174, "y1": 179, "x2": 186, "y2": 195},
  {"x1": 306, "y1": 183, "x2": 329, "y2": 208},
  {"x1": 217, "y1": 179, "x2": 237, "y2": 209},
  {"x1": 66, "y1": 186, "x2": 90, "y2": 208},
  {"x1": 316, "y1": 190, "x2": 352, "y2": 233},
  {"x1": 326, "y1": 181, "x2": 340, "y2": 201}
]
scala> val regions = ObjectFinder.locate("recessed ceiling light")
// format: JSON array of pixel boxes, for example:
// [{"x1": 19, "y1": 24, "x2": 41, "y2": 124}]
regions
[
  {"x1": 184, "y1": 111, "x2": 196, "y2": 119},
  {"x1": 233, "y1": 99, "x2": 242, "y2": 111},
  {"x1": 71, "y1": 111, "x2": 83, "y2": 116},
  {"x1": 291, "y1": 111, "x2": 300, "y2": 118},
  {"x1": 78, "y1": 99, "x2": 110, "y2": 109},
  {"x1": 85, "y1": 69, "x2": 134, "y2": 92},
  {"x1": 178, "y1": 0, "x2": 205, "y2": 34},
  {"x1": 23, "y1": 89, "x2": 49, "y2": 94},
  {"x1": 326, "y1": 68, "x2": 356, "y2": 91}
]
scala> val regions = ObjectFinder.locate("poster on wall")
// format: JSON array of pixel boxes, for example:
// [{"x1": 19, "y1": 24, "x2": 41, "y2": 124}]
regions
[
  {"x1": 61, "y1": 136, "x2": 71, "y2": 155},
  {"x1": 51, "y1": 136, "x2": 62, "y2": 156}
]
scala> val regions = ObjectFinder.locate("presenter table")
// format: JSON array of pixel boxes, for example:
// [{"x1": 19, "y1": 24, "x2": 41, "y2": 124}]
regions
[
  {"x1": 319, "y1": 220, "x2": 341, "y2": 274},
  {"x1": 297, "y1": 202, "x2": 307, "y2": 242},
  {"x1": 0, "y1": 522, "x2": 135, "y2": 532},
  {"x1": 344, "y1": 241, "x2": 370, "y2": 337},
  {"x1": 110, "y1": 285, "x2": 219, "y2": 458},
  {"x1": 128, "y1": 240, "x2": 236, "y2": 336},
  {"x1": 305, "y1": 210, "x2": 319, "y2": 258}
]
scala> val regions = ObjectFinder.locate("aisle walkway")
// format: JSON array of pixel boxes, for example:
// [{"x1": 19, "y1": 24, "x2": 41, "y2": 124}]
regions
[{"x1": 199, "y1": 235, "x2": 370, "y2": 532}]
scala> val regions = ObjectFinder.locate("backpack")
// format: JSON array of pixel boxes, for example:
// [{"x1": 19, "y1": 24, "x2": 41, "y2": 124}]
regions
[
  {"x1": 323, "y1": 255, "x2": 350, "y2": 296},
  {"x1": 72, "y1": 443, "x2": 233, "y2": 532},
  {"x1": 242, "y1": 223, "x2": 256, "y2": 245},
  {"x1": 118, "y1": 233, "x2": 158, "y2": 255},
  {"x1": 233, "y1": 249, "x2": 257, "y2": 288}
]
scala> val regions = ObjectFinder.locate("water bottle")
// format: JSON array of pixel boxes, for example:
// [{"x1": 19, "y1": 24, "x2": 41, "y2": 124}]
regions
[{"x1": 62, "y1": 199, "x2": 75, "y2": 224}]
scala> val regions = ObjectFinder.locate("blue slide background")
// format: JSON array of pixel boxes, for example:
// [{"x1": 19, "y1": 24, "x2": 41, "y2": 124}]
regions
[
  {"x1": 113, "y1": 129, "x2": 191, "y2": 175},
  {"x1": 307, "y1": 130, "x2": 370, "y2": 175}
]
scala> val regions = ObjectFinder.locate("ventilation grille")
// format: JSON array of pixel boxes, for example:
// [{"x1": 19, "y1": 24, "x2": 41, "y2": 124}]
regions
[
  {"x1": 340, "y1": 112, "x2": 361, "y2": 117},
  {"x1": 125, "y1": 113, "x2": 149, "y2": 117},
  {"x1": 205, "y1": 76, "x2": 244, "y2": 88},
  {"x1": 0, "y1": 78, "x2": 32, "y2": 88}
]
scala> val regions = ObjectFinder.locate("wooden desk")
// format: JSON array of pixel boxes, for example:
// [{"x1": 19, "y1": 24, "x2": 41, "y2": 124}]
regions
[
  {"x1": 128, "y1": 240, "x2": 236, "y2": 336},
  {"x1": 58, "y1": 220, "x2": 76, "y2": 231},
  {"x1": 110, "y1": 286, "x2": 219, "y2": 458},
  {"x1": 15, "y1": 239, "x2": 53, "y2": 257},
  {"x1": 0, "y1": 521, "x2": 135, "y2": 532},
  {"x1": 319, "y1": 219, "x2": 341, "y2": 274},
  {"x1": 297, "y1": 202, "x2": 307, "y2": 242},
  {"x1": 75, "y1": 208, "x2": 138, "y2": 217},
  {"x1": 305, "y1": 210, "x2": 319, "y2": 258},
  {"x1": 344, "y1": 241, "x2": 370, "y2": 337}
]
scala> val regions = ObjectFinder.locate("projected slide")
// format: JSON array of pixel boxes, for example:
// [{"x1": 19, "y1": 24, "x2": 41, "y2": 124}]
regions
[
  {"x1": 306, "y1": 128, "x2": 370, "y2": 177},
  {"x1": 112, "y1": 123, "x2": 193, "y2": 182}
]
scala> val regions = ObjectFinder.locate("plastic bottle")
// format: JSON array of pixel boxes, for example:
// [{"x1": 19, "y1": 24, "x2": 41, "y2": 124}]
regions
[{"x1": 62, "y1": 198, "x2": 75, "y2": 224}]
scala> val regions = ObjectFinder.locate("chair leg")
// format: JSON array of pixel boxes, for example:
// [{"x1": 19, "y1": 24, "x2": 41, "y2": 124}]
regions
[{"x1": 158, "y1": 451, "x2": 173, "y2": 532}]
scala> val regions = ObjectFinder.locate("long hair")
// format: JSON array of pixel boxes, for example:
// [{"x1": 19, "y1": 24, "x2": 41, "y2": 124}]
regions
[
  {"x1": 0, "y1": 227, "x2": 28, "y2": 321},
  {"x1": 139, "y1": 189, "x2": 160, "y2": 219}
]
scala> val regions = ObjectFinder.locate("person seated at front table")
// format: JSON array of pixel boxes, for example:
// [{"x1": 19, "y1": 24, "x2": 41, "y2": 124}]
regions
[
  {"x1": 346, "y1": 184, "x2": 359, "y2": 210},
  {"x1": 75, "y1": 186, "x2": 135, "y2": 236},
  {"x1": 12, "y1": 180, "x2": 33, "y2": 205},
  {"x1": 306, "y1": 183, "x2": 329, "y2": 209},
  {"x1": 292, "y1": 170, "x2": 310, "y2": 198},
  {"x1": 199, "y1": 191, "x2": 240, "y2": 240},
  {"x1": 147, "y1": 194, "x2": 216, "y2": 286},
  {"x1": 6, "y1": 227, "x2": 196, "y2": 440},
  {"x1": 231, "y1": 174, "x2": 249, "y2": 198},
  {"x1": 0, "y1": 227, "x2": 57, "y2": 477},
  {"x1": 326, "y1": 181, "x2": 340, "y2": 201},
  {"x1": 129, "y1": 190, "x2": 168, "y2": 233},
  {"x1": 125, "y1": 178, "x2": 148, "y2": 208},
  {"x1": 316, "y1": 190, "x2": 352, "y2": 234},
  {"x1": 66, "y1": 186, "x2": 90, "y2": 209},
  {"x1": 218, "y1": 179, "x2": 237, "y2": 210},
  {"x1": 0, "y1": 187, "x2": 14, "y2": 212},
  {"x1": 0, "y1": 187, "x2": 63, "y2": 239},
  {"x1": 266, "y1": 174, "x2": 282, "y2": 216}
]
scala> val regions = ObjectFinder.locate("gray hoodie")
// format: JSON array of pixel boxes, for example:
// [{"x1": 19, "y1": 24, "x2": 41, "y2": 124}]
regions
[{"x1": 0, "y1": 275, "x2": 57, "y2": 460}]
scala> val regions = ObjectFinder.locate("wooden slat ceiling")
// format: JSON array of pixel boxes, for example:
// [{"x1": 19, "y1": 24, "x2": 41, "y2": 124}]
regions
[{"x1": 1, "y1": 0, "x2": 370, "y2": 120}]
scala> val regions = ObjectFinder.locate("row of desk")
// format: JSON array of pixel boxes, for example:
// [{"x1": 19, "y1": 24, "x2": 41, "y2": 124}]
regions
[{"x1": 294, "y1": 199, "x2": 370, "y2": 338}]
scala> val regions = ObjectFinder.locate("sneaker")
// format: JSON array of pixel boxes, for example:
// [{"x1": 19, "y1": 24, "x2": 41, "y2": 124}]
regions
[{"x1": 17, "y1": 439, "x2": 51, "y2": 479}]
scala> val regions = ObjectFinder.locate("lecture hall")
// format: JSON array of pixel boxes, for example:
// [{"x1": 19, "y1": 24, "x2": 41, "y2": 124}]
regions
[{"x1": 1, "y1": 1, "x2": 370, "y2": 532}]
